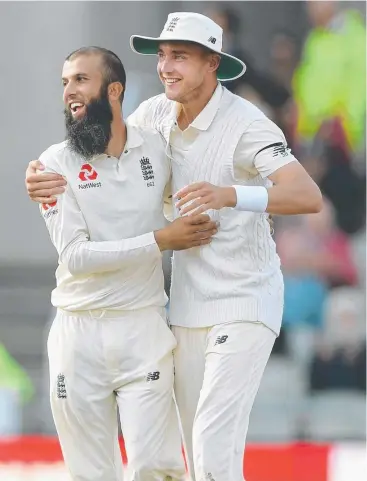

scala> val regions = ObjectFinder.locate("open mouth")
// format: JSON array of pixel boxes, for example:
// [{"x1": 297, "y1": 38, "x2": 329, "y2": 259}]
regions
[{"x1": 70, "y1": 102, "x2": 85, "y2": 116}]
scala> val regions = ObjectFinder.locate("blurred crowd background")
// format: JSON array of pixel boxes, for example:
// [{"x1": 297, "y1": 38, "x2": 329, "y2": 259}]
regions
[{"x1": 0, "y1": 0, "x2": 366, "y2": 445}]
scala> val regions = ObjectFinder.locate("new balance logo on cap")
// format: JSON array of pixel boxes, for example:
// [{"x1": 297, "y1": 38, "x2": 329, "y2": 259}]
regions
[{"x1": 208, "y1": 36, "x2": 216, "y2": 44}]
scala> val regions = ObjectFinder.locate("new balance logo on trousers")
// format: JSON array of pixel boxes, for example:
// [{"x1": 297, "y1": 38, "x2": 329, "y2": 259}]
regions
[
  {"x1": 214, "y1": 335, "x2": 228, "y2": 346},
  {"x1": 146, "y1": 371, "x2": 160, "y2": 381}
]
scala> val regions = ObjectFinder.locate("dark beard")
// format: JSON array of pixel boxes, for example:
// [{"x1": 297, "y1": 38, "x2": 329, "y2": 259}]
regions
[{"x1": 65, "y1": 87, "x2": 113, "y2": 160}]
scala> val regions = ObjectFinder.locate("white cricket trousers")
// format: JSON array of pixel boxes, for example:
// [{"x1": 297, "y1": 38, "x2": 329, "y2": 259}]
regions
[
  {"x1": 172, "y1": 321, "x2": 276, "y2": 481},
  {"x1": 47, "y1": 307, "x2": 186, "y2": 481}
]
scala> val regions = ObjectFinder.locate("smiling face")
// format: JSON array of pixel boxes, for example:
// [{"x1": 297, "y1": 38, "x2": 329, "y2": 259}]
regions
[
  {"x1": 157, "y1": 41, "x2": 220, "y2": 103},
  {"x1": 62, "y1": 54, "x2": 105, "y2": 119},
  {"x1": 62, "y1": 53, "x2": 114, "y2": 159}
]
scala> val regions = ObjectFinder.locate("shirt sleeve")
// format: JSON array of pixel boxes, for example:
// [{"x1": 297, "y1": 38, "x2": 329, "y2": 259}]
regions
[
  {"x1": 127, "y1": 97, "x2": 156, "y2": 129},
  {"x1": 233, "y1": 118, "x2": 298, "y2": 179},
  {"x1": 38, "y1": 154, "x2": 161, "y2": 277}
]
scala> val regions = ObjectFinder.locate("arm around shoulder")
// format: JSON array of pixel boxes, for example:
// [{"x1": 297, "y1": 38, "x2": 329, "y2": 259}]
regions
[{"x1": 26, "y1": 145, "x2": 67, "y2": 204}]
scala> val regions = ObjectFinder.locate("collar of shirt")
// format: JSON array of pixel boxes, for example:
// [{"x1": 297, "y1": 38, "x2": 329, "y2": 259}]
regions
[
  {"x1": 174, "y1": 82, "x2": 223, "y2": 132},
  {"x1": 88, "y1": 123, "x2": 144, "y2": 162}
]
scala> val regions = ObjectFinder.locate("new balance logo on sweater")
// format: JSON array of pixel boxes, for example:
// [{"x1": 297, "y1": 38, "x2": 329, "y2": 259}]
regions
[{"x1": 272, "y1": 143, "x2": 290, "y2": 158}]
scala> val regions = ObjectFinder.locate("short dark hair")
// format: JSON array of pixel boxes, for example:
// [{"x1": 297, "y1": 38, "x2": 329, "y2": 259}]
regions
[{"x1": 65, "y1": 46, "x2": 126, "y2": 104}]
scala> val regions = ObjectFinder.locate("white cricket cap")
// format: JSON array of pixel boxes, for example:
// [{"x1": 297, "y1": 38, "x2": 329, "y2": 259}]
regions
[{"x1": 130, "y1": 12, "x2": 247, "y2": 82}]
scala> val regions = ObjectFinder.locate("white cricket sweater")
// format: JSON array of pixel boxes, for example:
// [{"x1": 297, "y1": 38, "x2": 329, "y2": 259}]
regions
[
  {"x1": 39, "y1": 124, "x2": 170, "y2": 312},
  {"x1": 128, "y1": 87, "x2": 295, "y2": 334}
]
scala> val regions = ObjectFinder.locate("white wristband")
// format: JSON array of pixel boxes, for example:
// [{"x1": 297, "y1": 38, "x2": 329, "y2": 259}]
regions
[{"x1": 232, "y1": 185, "x2": 269, "y2": 212}]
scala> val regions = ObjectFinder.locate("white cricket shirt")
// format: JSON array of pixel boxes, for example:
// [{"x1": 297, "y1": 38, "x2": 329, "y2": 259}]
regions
[
  {"x1": 128, "y1": 85, "x2": 297, "y2": 334},
  {"x1": 39, "y1": 124, "x2": 170, "y2": 311}
]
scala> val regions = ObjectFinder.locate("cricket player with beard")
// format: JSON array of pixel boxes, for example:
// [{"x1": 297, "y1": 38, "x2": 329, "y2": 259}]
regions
[
  {"x1": 26, "y1": 13, "x2": 323, "y2": 481},
  {"x1": 28, "y1": 46, "x2": 218, "y2": 481}
]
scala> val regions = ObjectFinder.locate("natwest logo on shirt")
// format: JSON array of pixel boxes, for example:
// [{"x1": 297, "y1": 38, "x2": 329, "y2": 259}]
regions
[
  {"x1": 78, "y1": 163, "x2": 102, "y2": 190},
  {"x1": 79, "y1": 163, "x2": 98, "y2": 181}
]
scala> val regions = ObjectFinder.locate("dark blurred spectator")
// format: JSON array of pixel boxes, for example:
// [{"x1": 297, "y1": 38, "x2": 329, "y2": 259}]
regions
[
  {"x1": 293, "y1": 0, "x2": 366, "y2": 154},
  {"x1": 207, "y1": 5, "x2": 291, "y2": 116},
  {"x1": 309, "y1": 287, "x2": 366, "y2": 392},
  {"x1": 310, "y1": 343, "x2": 366, "y2": 392},
  {"x1": 303, "y1": 136, "x2": 366, "y2": 235},
  {"x1": 318, "y1": 146, "x2": 366, "y2": 235},
  {"x1": 267, "y1": 29, "x2": 302, "y2": 148},
  {"x1": 270, "y1": 30, "x2": 300, "y2": 92}
]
